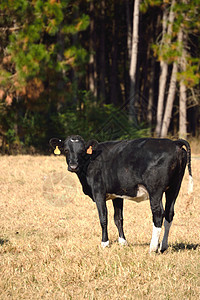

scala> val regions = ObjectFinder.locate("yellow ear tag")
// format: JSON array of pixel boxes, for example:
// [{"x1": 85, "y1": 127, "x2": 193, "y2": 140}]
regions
[
  {"x1": 54, "y1": 146, "x2": 61, "y2": 155},
  {"x1": 87, "y1": 146, "x2": 93, "y2": 155}
]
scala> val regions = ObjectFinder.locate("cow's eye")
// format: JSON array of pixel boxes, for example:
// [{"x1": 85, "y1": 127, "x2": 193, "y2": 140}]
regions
[{"x1": 64, "y1": 149, "x2": 69, "y2": 155}]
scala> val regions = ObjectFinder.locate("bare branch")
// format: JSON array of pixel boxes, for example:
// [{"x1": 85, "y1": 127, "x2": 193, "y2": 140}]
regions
[{"x1": 0, "y1": 26, "x2": 22, "y2": 32}]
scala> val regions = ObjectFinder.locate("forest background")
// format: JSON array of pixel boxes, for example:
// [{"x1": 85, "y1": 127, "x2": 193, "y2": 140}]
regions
[{"x1": 0, "y1": 0, "x2": 200, "y2": 154}]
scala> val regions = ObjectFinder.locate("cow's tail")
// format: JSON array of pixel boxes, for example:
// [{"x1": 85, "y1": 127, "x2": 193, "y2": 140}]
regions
[{"x1": 175, "y1": 139, "x2": 193, "y2": 194}]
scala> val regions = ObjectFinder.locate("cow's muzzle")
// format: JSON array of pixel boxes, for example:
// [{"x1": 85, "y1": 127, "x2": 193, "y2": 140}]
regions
[{"x1": 68, "y1": 164, "x2": 79, "y2": 172}]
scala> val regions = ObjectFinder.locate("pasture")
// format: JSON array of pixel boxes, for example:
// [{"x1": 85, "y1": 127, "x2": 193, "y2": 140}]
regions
[{"x1": 0, "y1": 154, "x2": 199, "y2": 299}]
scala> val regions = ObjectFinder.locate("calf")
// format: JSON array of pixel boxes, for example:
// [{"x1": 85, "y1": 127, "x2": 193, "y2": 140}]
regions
[{"x1": 49, "y1": 136, "x2": 193, "y2": 252}]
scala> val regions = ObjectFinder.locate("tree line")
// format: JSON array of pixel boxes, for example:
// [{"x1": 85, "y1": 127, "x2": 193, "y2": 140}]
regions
[{"x1": 0, "y1": 0, "x2": 200, "y2": 154}]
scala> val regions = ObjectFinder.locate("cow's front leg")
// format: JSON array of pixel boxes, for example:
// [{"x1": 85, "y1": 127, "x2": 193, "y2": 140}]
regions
[
  {"x1": 150, "y1": 195, "x2": 164, "y2": 253},
  {"x1": 112, "y1": 198, "x2": 127, "y2": 246},
  {"x1": 95, "y1": 196, "x2": 109, "y2": 248}
]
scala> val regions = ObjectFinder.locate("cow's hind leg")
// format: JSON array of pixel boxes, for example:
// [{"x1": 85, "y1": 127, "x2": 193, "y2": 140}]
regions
[
  {"x1": 160, "y1": 177, "x2": 184, "y2": 252},
  {"x1": 149, "y1": 192, "x2": 164, "y2": 253},
  {"x1": 112, "y1": 198, "x2": 127, "y2": 245}
]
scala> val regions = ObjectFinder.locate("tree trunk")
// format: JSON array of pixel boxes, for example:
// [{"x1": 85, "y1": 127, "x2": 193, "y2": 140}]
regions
[
  {"x1": 57, "y1": 27, "x2": 65, "y2": 104},
  {"x1": 179, "y1": 79, "x2": 187, "y2": 138},
  {"x1": 99, "y1": 0, "x2": 106, "y2": 102},
  {"x1": 71, "y1": 10, "x2": 78, "y2": 106},
  {"x1": 124, "y1": 0, "x2": 131, "y2": 102},
  {"x1": 155, "y1": 0, "x2": 175, "y2": 137},
  {"x1": 147, "y1": 13, "x2": 161, "y2": 129},
  {"x1": 129, "y1": 0, "x2": 140, "y2": 122},
  {"x1": 178, "y1": 29, "x2": 187, "y2": 139},
  {"x1": 155, "y1": 60, "x2": 168, "y2": 136},
  {"x1": 89, "y1": 0, "x2": 97, "y2": 97},
  {"x1": 147, "y1": 56, "x2": 155, "y2": 127},
  {"x1": 109, "y1": 2, "x2": 119, "y2": 105},
  {"x1": 126, "y1": 0, "x2": 132, "y2": 63},
  {"x1": 160, "y1": 62, "x2": 178, "y2": 137}
]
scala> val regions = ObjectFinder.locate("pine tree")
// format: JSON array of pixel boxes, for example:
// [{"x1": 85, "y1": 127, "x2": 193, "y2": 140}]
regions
[{"x1": 0, "y1": 0, "x2": 90, "y2": 105}]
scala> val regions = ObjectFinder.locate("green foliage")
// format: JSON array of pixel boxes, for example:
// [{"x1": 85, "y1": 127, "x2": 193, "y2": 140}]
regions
[
  {"x1": 151, "y1": 0, "x2": 200, "y2": 89},
  {"x1": 152, "y1": 40, "x2": 183, "y2": 64},
  {"x1": 48, "y1": 94, "x2": 148, "y2": 146},
  {"x1": 177, "y1": 57, "x2": 200, "y2": 87},
  {"x1": 0, "y1": 69, "x2": 11, "y2": 87},
  {"x1": 0, "y1": 0, "x2": 92, "y2": 153},
  {"x1": 0, "y1": 90, "x2": 148, "y2": 154},
  {"x1": 140, "y1": 0, "x2": 162, "y2": 13},
  {"x1": 62, "y1": 14, "x2": 90, "y2": 34},
  {"x1": 0, "y1": 0, "x2": 200, "y2": 153},
  {"x1": 64, "y1": 46, "x2": 89, "y2": 68},
  {"x1": 9, "y1": 42, "x2": 50, "y2": 79},
  {"x1": 0, "y1": 0, "x2": 90, "y2": 90},
  {"x1": 5, "y1": 128, "x2": 16, "y2": 144}
]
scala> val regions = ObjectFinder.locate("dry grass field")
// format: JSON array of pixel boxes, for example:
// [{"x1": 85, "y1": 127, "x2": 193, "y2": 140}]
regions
[{"x1": 0, "y1": 154, "x2": 199, "y2": 299}]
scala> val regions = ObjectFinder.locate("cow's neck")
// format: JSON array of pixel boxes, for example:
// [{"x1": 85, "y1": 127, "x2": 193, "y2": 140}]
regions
[{"x1": 77, "y1": 162, "x2": 94, "y2": 200}]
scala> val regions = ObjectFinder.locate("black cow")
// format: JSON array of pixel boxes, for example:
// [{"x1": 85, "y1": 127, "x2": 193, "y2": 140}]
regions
[{"x1": 49, "y1": 136, "x2": 193, "y2": 252}]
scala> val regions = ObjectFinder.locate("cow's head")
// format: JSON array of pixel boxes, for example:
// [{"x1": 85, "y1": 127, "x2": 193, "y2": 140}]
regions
[{"x1": 49, "y1": 135, "x2": 98, "y2": 173}]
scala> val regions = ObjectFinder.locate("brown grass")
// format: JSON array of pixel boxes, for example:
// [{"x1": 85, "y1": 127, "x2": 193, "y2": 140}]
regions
[{"x1": 0, "y1": 154, "x2": 199, "y2": 299}]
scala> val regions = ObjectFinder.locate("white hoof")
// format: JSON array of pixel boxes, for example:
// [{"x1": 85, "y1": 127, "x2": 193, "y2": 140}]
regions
[
  {"x1": 150, "y1": 225, "x2": 161, "y2": 253},
  {"x1": 101, "y1": 240, "x2": 109, "y2": 248},
  {"x1": 118, "y1": 237, "x2": 128, "y2": 246},
  {"x1": 149, "y1": 243, "x2": 159, "y2": 253}
]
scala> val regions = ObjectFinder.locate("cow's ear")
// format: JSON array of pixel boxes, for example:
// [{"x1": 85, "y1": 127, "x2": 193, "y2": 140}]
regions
[
  {"x1": 49, "y1": 138, "x2": 64, "y2": 155},
  {"x1": 85, "y1": 139, "x2": 98, "y2": 155}
]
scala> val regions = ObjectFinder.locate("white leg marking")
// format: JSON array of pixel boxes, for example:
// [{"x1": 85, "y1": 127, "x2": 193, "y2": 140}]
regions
[
  {"x1": 118, "y1": 237, "x2": 128, "y2": 246},
  {"x1": 160, "y1": 219, "x2": 172, "y2": 252},
  {"x1": 150, "y1": 224, "x2": 161, "y2": 253},
  {"x1": 188, "y1": 175, "x2": 193, "y2": 194},
  {"x1": 101, "y1": 240, "x2": 109, "y2": 248}
]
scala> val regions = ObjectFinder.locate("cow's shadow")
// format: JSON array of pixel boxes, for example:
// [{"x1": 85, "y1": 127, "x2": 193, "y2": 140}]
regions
[
  {"x1": 171, "y1": 242, "x2": 199, "y2": 252},
  {"x1": 0, "y1": 238, "x2": 9, "y2": 246},
  {"x1": 125, "y1": 242, "x2": 199, "y2": 253}
]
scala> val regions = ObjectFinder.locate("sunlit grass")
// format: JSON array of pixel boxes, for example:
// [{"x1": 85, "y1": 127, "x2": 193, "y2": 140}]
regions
[{"x1": 0, "y1": 154, "x2": 199, "y2": 299}]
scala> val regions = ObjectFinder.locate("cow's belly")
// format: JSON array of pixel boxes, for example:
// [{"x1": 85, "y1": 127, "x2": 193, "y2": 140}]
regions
[{"x1": 106, "y1": 185, "x2": 149, "y2": 203}]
